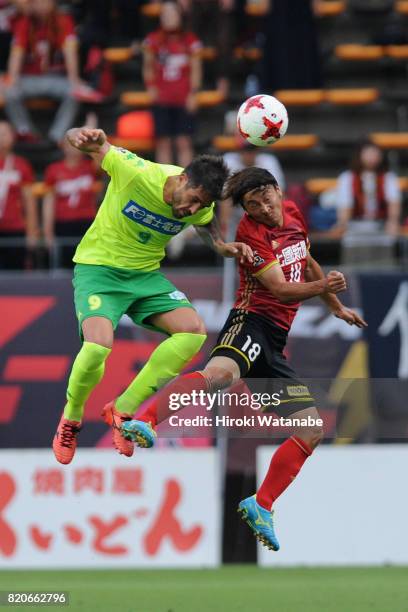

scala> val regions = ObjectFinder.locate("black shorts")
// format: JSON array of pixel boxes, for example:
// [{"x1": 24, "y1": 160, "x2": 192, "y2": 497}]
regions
[
  {"x1": 211, "y1": 309, "x2": 315, "y2": 416},
  {"x1": 153, "y1": 105, "x2": 195, "y2": 138}
]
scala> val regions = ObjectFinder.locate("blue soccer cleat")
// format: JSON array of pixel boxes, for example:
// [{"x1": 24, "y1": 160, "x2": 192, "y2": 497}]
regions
[
  {"x1": 121, "y1": 420, "x2": 157, "y2": 448},
  {"x1": 238, "y1": 495, "x2": 280, "y2": 551}
]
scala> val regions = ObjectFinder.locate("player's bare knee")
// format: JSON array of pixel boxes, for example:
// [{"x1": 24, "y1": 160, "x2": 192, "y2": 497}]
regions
[
  {"x1": 296, "y1": 425, "x2": 324, "y2": 450},
  {"x1": 174, "y1": 319, "x2": 206, "y2": 335},
  {"x1": 82, "y1": 317, "x2": 114, "y2": 349},
  {"x1": 202, "y1": 367, "x2": 233, "y2": 391}
]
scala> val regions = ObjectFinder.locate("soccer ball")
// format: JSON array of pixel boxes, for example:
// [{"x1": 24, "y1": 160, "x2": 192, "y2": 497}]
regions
[{"x1": 237, "y1": 94, "x2": 289, "y2": 146}]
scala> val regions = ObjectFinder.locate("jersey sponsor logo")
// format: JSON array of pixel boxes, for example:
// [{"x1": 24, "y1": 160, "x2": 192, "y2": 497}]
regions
[
  {"x1": 122, "y1": 200, "x2": 185, "y2": 235},
  {"x1": 253, "y1": 251, "x2": 265, "y2": 267},
  {"x1": 254, "y1": 251, "x2": 265, "y2": 268},
  {"x1": 138, "y1": 231, "x2": 152, "y2": 244},
  {"x1": 169, "y1": 290, "x2": 187, "y2": 301},
  {"x1": 286, "y1": 385, "x2": 310, "y2": 397},
  {"x1": 116, "y1": 148, "x2": 146, "y2": 167},
  {"x1": 277, "y1": 239, "x2": 307, "y2": 267}
]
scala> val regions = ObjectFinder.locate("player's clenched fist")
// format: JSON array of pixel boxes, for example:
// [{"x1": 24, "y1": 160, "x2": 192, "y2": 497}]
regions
[
  {"x1": 325, "y1": 270, "x2": 347, "y2": 294},
  {"x1": 67, "y1": 127, "x2": 107, "y2": 153}
]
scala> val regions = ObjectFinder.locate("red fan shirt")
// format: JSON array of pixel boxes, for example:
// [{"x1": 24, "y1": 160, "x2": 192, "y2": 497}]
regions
[
  {"x1": 12, "y1": 12, "x2": 76, "y2": 75},
  {"x1": 235, "y1": 200, "x2": 310, "y2": 331},
  {"x1": 144, "y1": 29, "x2": 201, "y2": 106},
  {"x1": 44, "y1": 159, "x2": 97, "y2": 222},
  {"x1": 0, "y1": 154, "x2": 34, "y2": 232}
]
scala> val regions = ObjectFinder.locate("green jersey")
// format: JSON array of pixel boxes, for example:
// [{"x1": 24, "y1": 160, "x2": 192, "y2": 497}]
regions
[{"x1": 73, "y1": 147, "x2": 214, "y2": 271}]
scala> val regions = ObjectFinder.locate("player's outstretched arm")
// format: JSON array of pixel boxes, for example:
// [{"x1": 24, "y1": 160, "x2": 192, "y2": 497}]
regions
[
  {"x1": 195, "y1": 217, "x2": 254, "y2": 264},
  {"x1": 257, "y1": 260, "x2": 347, "y2": 304},
  {"x1": 305, "y1": 254, "x2": 367, "y2": 328},
  {"x1": 66, "y1": 127, "x2": 111, "y2": 166}
]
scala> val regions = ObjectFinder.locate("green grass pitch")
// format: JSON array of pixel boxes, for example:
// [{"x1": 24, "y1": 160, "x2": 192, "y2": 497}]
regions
[{"x1": 1, "y1": 566, "x2": 407, "y2": 612}]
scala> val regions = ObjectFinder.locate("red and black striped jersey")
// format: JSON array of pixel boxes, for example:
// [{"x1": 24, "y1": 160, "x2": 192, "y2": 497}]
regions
[{"x1": 234, "y1": 200, "x2": 310, "y2": 331}]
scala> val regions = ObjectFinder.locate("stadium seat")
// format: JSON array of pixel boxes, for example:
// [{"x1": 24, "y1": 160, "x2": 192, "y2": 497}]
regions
[
  {"x1": 103, "y1": 47, "x2": 133, "y2": 63},
  {"x1": 234, "y1": 46, "x2": 263, "y2": 60},
  {"x1": 109, "y1": 137, "x2": 154, "y2": 152},
  {"x1": 245, "y1": 1, "x2": 269, "y2": 16},
  {"x1": 121, "y1": 91, "x2": 152, "y2": 108},
  {"x1": 385, "y1": 45, "x2": 408, "y2": 59},
  {"x1": 32, "y1": 180, "x2": 103, "y2": 197},
  {"x1": 121, "y1": 90, "x2": 225, "y2": 109},
  {"x1": 395, "y1": 1, "x2": 408, "y2": 14},
  {"x1": 199, "y1": 47, "x2": 217, "y2": 61},
  {"x1": 399, "y1": 177, "x2": 408, "y2": 191},
  {"x1": 212, "y1": 134, "x2": 319, "y2": 152},
  {"x1": 325, "y1": 88, "x2": 380, "y2": 105},
  {"x1": 116, "y1": 111, "x2": 154, "y2": 140},
  {"x1": 0, "y1": 96, "x2": 69, "y2": 111},
  {"x1": 196, "y1": 90, "x2": 226, "y2": 107},
  {"x1": 275, "y1": 90, "x2": 325, "y2": 106},
  {"x1": 140, "y1": 3, "x2": 161, "y2": 18},
  {"x1": 306, "y1": 177, "x2": 408, "y2": 194},
  {"x1": 306, "y1": 178, "x2": 337, "y2": 195},
  {"x1": 315, "y1": 1, "x2": 346, "y2": 18},
  {"x1": 335, "y1": 44, "x2": 384, "y2": 60},
  {"x1": 32, "y1": 182, "x2": 48, "y2": 197},
  {"x1": 370, "y1": 133, "x2": 408, "y2": 148},
  {"x1": 26, "y1": 98, "x2": 56, "y2": 110}
]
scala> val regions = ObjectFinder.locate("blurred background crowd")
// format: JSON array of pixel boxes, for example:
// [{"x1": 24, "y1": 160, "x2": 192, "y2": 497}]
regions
[{"x1": 0, "y1": 0, "x2": 408, "y2": 271}]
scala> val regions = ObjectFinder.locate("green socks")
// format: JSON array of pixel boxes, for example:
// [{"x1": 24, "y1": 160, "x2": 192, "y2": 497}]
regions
[
  {"x1": 64, "y1": 341, "x2": 111, "y2": 421},
  {"x1": 63, "y1": 333, "x2": 206, "y2": 420},
  {"x1": 115, "y1": 332, "x2": 206, "y2": 414}
]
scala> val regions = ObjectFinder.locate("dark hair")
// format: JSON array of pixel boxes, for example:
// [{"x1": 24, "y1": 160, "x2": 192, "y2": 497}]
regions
[
  {"x1": 184, "y1": 154, "x2": 229, "y2": 202},
  {"x1": 351, "y1": 140, "x2": 388, "y2": 174},
  {"x1": 224, "y1": 167, "x2": 279, "y2": 207}
]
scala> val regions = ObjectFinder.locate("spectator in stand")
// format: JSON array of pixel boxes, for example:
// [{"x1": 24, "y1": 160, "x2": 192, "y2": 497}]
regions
[
  {"x1": 4, "y1": 0, "x2": 85, "y2": 143},
  {"x1": 331, "y1": 141, "x2": 401, "y2": 238},
  {"x1": 42, "y1": 136, "x2": 99, "y2": 268},
  {"x1": 180, "y1": 0, "x2": 246, "y2": 99},
  {"x1": 260, "y1": 0, "x2": 322, "y2": 92},
  {"x1": 0, "y1": 120, "x2": 38, "y2": 269},
  {"x1": 143, "y1": 1, "x2": 202, "y2": 167},
  {"x1": 219, "y1": 141, "x2": 285, "y2": 239},
  {"x1": 0, "y1": 0, "x2": 30, "y2": 71}
]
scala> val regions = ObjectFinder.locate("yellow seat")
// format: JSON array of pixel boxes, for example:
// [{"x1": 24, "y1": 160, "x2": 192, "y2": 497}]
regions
[
  {"x1": 121, "y1": 91, "x2": 153, "y2": 108},
  {"x1": 306, "y1": 178, "x2": 337, "y2": 195},
  {"x1": 275, "y1": 90, "x2": 325, "y2": 106},
  {"x1": 32, "y1": 182, "x2": 49, "y2": 198},
  {"x1": 140, "y1": 3, "x2": 161, "y2": 18},
  {"x1": 212, "y1": 134, "x2": 318, "y2": 152},
  {"x1": 26, "y1": 98, "x2": 56, "y2": 110},
  {"x1": 335, "y1": 44, "x2": 384, "y2": 61},
  {"x1": 325, "y1": 88, "x2": 379, "y2": 105},
  {"x1": 121, "y1": 89, "x2": 225, "y2": 109},
  {"x1": 272, "y1": 135, "x2": 319, "y2": 150},
  {"x1": 315, "y1": 1, "x2": 346, "y2": 17},
  {"x1": 109, "y1": 137, "x2": 154, "y2": 152},
  {"x1": 395, "y1": 1, "x2": 408, "y2": 14},
  {"x1": 385, "y1": 46, "x2": 408, "y2": 59},
  {"x1": 104, "y1": 47, "x2": 133, "y2": 63},
  {"x1": 370, "y1": 133, "x2": 408, "y2": 148},
  {"x1": 234, "y1": 47, "x2": 263, "y2": 60},
  {"x1": 196, "y1": 90, "x2": 226, "y2": 107},
  {"x1": 245, "y1": 1, "x2": 269, "y2": 17},
  {"x1": 199, "y1": 47, "x2": 217, "y2": 61},
  {"x1": 398, "y1": 177, "x2": 408, "y2": 191},
  {"x1": 33, "y1": 181, "x2": 103, "y2": 197}
]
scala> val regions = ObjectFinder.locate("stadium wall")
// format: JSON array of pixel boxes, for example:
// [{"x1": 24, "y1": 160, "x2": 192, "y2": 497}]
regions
[{"x1": 257, "y1": 445, "x2": 408, "y2": 567}]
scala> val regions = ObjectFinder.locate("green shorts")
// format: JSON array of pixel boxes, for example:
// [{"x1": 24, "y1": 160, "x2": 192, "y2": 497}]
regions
[{"x1": 73, "y1": 263, "x2": 194, "y2": 338}]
